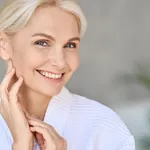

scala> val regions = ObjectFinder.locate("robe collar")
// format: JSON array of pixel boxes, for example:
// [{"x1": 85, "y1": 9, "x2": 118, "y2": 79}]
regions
[{"x1": 43, "y1": 87, "x2": 73, "y2": 137}]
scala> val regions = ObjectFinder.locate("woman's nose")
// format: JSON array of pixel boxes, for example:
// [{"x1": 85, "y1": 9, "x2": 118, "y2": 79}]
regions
[{"x1": 48, "y1": 48, "x2": 66, "y2": 69}]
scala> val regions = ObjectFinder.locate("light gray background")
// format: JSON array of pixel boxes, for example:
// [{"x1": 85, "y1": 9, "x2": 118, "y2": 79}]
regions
[
  {"x1": 0, "y1": 0, "x2": 150, "y2": 105},
  {"x1": 0, "y1": 1, "x2": 150, "y2": 149}
]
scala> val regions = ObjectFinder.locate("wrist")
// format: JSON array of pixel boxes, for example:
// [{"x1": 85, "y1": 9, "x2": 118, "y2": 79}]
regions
[{"x1": 12, "y1": 138, "x2": 34, "y2": 150}]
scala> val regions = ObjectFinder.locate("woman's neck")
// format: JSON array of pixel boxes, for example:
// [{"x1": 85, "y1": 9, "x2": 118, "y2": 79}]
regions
[{"x1": 19, "y1": 85, "x2": 52, "y2": 120}]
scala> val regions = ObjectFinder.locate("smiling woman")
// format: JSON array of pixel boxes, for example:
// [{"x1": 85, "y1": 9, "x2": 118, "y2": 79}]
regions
[{"x1": 0, "y1": 0, "x2": 135, "y2": 150}]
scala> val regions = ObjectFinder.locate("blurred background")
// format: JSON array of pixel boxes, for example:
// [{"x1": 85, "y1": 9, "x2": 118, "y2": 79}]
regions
[{"x1": 0, "y1": 0, "x2": 150, "y2": 149}]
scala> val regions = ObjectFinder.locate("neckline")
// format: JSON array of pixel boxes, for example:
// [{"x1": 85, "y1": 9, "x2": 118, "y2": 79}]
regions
[{"x1": 43, "y1": 87, "x2": 73, "y2": 136}]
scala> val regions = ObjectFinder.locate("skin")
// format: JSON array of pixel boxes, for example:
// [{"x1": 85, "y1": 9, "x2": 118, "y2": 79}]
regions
[
  {"x1": 0, "y1": 6, "x2": 80, "y2": 119},
  {"x1": 0, "y1": 5, "x2": 80, "y2": 150}
]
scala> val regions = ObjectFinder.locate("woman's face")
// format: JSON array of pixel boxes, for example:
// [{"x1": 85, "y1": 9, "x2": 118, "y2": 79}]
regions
[{"x1": 7, "y1": 6, "x2": 80, "y2": 96}]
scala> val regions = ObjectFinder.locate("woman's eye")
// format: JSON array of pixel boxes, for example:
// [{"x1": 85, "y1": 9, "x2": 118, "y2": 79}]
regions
[
  {"x1": 64, "y1": 42, "x2": 77, "y2": 49},
  {"x1": 35, "y1": 40, "x2": 49, "y2": 47}
]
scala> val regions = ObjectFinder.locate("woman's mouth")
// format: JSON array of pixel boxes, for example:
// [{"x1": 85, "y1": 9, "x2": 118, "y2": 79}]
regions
[{"x1": 36, "y1": 70, "x2": 65, "y2": 82}]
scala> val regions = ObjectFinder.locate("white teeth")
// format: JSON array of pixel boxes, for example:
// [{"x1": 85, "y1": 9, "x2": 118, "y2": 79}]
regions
[
  {"x1": 46, "y1": 72, "x2": 49, "y2": 77},
  {"x1": 39, "y1": 71, "x2": 62, "y2": 79},
  {"x1": 51, "y1": 74, "x2": 55, "y2": 78}
]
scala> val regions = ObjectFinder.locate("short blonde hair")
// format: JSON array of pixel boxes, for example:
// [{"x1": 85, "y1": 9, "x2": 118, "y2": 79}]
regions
[{"x1": 0, "y1": 0, "x2": 87, "y2": 37}]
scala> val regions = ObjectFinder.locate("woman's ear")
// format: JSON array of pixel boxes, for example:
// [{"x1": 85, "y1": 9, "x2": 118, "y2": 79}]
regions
[{"x1": 0, "y1": 32, "x2": 11, "y2": 61}]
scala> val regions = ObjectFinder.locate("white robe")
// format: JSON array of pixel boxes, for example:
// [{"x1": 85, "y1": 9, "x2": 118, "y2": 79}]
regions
[{"x1": 0, "y1": 87, "x2": 135, "y2": 150}]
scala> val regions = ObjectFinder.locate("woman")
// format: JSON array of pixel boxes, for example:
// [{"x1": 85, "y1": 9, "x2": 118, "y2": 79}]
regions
[{"x1": 0, "y1": 0, "x2": 135, "y2": 150}]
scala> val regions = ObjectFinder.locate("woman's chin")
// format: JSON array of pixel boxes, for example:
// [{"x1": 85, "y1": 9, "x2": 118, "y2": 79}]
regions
[{"x1": 39, "y1": 86, "x2": 63, "y2": 97}]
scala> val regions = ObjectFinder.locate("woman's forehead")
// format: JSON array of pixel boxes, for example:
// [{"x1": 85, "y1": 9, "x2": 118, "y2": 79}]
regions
[
  {"x1": 24, "y1": 6, "x2": 79, "y2": 36},
  {"x1": 10, "y1": 7, "x2": 80, "y2": 44}
]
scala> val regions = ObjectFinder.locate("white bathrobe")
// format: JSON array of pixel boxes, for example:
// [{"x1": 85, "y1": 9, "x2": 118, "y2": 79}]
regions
[{"x1": 0, "y1": 87, "x2": 135, "y2": 150}]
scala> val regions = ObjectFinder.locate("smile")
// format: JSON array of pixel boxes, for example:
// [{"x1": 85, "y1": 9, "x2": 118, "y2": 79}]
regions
[{"x1": 36, "y1": 70, "x2": 64, "y2": 79}]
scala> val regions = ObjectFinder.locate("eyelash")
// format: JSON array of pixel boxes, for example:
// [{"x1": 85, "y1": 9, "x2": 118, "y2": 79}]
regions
[
  {"x1": 64, "y1": 42, "x2": 77, "y2": 49},
  {"x1": 35, "y1": 40, "x2": 49, "y2": 47},
  {"x1": 35, "y1": 40, "x2": 77, "y2": 49}
]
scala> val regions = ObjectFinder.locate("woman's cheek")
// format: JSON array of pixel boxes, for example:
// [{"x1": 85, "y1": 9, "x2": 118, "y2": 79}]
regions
[
  {"x1": 66, "y1": 51, "x2": 79, "y2": 68},
  {"x1": 71, "y1": 55, "x2": 79, "y2": 71}
]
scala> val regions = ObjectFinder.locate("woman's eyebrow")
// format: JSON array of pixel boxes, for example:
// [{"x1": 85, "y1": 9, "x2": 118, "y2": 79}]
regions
[
  {"x1": 32, "y1": 33, "x2": 55, "y2": 41},
  {"x1": 67, "y1": 37, "x2": 80, "y2": 42},
  {"x1": 32, "y1": 33, "x2": 80, "y2": 42}
]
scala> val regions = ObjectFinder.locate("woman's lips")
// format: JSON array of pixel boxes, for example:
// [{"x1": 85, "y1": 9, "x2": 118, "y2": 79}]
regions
[
  {"x1": 36, "y1": 70, "x2": 65, "y2": 83},
  {"x1": 36, "y1": 69, "x2": 64, "y2": 75}
]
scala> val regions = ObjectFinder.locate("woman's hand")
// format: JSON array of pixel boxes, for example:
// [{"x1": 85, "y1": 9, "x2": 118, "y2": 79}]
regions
[
  {"x1": 26, "y1": 115, "x2": 67, "y2": 150},
  {"x1": 0, "y1": 60, "x2": 33, "y2": 149}
]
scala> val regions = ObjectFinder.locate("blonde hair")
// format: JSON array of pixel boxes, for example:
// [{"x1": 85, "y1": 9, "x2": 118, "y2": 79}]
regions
[{"x1": 0, "y1": 0, "x2": 87, "y2": 37}]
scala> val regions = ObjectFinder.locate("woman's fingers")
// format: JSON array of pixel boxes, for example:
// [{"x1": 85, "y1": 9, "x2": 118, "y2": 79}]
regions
[
  {"x1": 28, "y1": 118, "x2": 67, "y2": 150},
  {"x1": 2, "y1": 60, "x2": 14, "y2": 90},
  {"x1": 0, "y1": 68, "x2": 15, "y2": 108},
  {"x1": 28, "y1": 119, "x2": 49, "y2": 130},
  {"x1": 9, "y1": 77, "x2": 23, "y2": 106},
  {"x1": 28, "y1": 118, "x2": 59, "y2": 137},
  {"x1": 35, "y1": 132, "x2": 44, "y2": 145},
  {"x1": 28, "y1": 118, "x2": 63, "y2": 141},
  {"x1": 6, "y1": 60, "x2": 13, "y2": 74},
  {"x1": 0, "y1": 60, "x2": 12, "y2": 112},
  {"x1": 0, "y1": 60, "x2": 33, "y2": 144},
  {"x1": 0, "y1": 68, "x2": 15, "y2": 93},
  {"x1": 30, "y1": 126, "x2": 55, "y2": 145}
]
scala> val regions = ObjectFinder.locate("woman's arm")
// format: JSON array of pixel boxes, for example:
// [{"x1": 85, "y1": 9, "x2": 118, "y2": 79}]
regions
[
  {"x1": 0, "y1": 60, "x2": 34, "y2": 149},
  {"x1": 12, "y1": 140, "x2": 34, "y2": 150}
]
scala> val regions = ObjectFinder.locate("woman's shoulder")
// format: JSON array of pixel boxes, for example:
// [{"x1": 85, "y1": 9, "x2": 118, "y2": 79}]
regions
[
  {"x1": 71, "y1": 92, "x2": 121, "y2": 119},
  {"x1": 58, "y1": 87, "x2": 131, "y2": 132},
  {"x1": 70, "y1": 91, "x2": 131, "y2": 133},
  {"x1": 69, "y1": 93, "x2": 135, "y2": 149}
]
